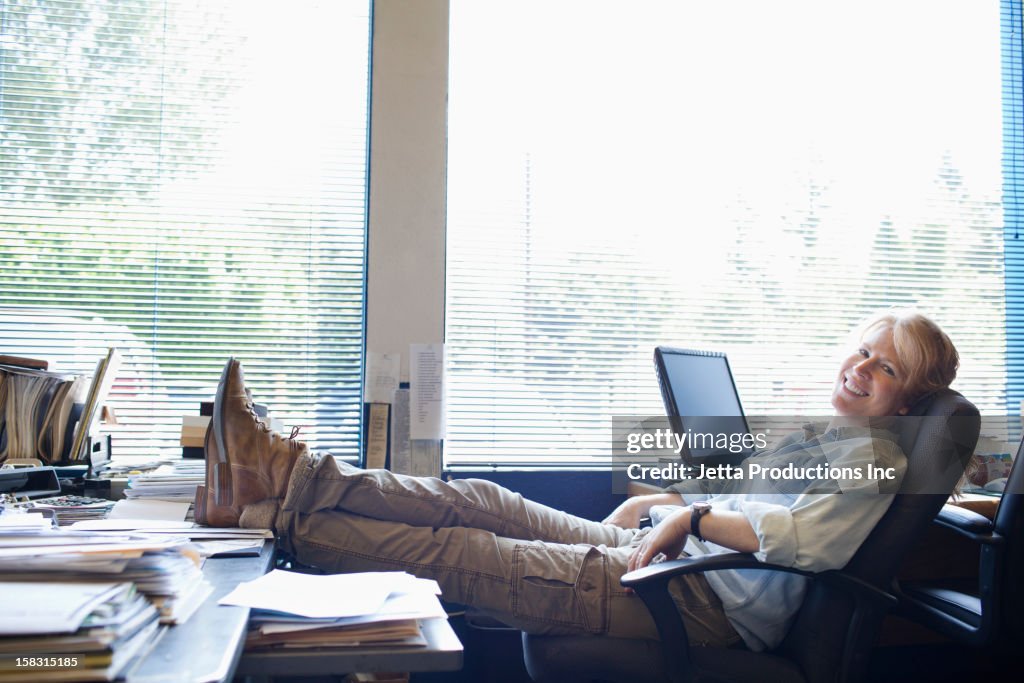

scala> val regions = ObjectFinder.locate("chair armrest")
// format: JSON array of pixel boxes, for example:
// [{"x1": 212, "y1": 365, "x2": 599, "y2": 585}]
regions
[
  {"x1": 621, "y1": 552, "x2": 804, "y2": 585},
  {"x1": 934, "y1": 504, "x2": 1000, "y2": 544},
  {"x1": 622, "y1": 553, "x2": 895, "y2": 608}
]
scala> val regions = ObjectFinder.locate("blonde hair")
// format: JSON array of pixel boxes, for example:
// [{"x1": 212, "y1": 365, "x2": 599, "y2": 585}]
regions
[{"x1": 861, "y1": 310, "x2": 959, "y2": 404}]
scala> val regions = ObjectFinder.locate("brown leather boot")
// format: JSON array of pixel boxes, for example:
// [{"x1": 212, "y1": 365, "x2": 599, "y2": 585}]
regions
[
  {"x1": 194, "y1": 358, "x2": 306, "y2": 527},
  {"x1": 195, "y1": 427, "x2": 241, "y2": 527}
]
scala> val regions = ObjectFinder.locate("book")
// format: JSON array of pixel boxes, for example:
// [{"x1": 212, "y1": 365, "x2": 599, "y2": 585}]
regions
[
  {"x1": 36, "y1": 377, "x2": 87, "y2": 464},
  {"x1": 0, "y1": 355, "x2": 48, "y2": 371},
  {"x1": 67, "y1": 349, "x2": 121, "y2": 463},
  {"x1": 179, "y1": 415, "x2": 210, "y2": 448}
]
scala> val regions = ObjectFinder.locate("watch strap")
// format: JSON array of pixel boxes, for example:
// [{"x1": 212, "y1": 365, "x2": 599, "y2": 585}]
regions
[{"x1": 691, "y1": 503, "x2": 710, "y2": 541}]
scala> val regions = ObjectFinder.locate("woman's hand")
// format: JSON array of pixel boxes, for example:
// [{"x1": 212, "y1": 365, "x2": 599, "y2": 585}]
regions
[
  {"x1": 602, "y1": 492, "x2": 685, "y2": 529},
  {"x1": 602, "y1": 497, "x2": 647, "y2": 529},
  {"x1": 628, "y1": 507, "x2": 691, "y2": 573}
]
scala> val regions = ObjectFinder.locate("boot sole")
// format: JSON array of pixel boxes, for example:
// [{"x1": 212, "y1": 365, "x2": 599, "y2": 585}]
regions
[{"x1": 212, "y1": 358, "x2": 236, "y2": 506}]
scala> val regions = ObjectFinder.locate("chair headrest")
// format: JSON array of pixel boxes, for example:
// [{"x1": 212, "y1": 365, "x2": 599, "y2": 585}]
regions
[{"x1": 894, "y1": 389, "x2": 979, "y2": 495}]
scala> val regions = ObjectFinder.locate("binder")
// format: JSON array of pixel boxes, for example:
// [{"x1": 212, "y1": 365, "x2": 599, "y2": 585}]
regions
[{"x1": 0, "y1": 348, "x2": 119, "y2": 467}]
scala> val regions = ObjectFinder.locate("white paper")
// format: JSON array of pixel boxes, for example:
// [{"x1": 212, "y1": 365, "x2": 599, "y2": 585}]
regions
[
  {"x1": 109, "y1": 499, "x2": 192, "y2": 521},
  {"x1": 70, "y1": 518, "x2": 194, "y2": 531},
  {"x1": 189, "y1": 539, "x2": 265, "y2": 557},
  {"x1": 0, "y1": 535, "x2": 182, "y2": 558},
  {"x1": 218, "y1": 569, "x2": 416, "y2": 618},
  {"x1": 0, "y1": 582, "x2": 123, "y2": 634},
  {"x1": 257, "y1": 590, "x2": 448, "y2": 634},
  {"x1": 365, "y1": 351, "x2": 400, "y2": 404},
  {"x1": 409, "y1": 439, "x2": 441, "y2": 478},
  {"x1": 0, "y1": 512, "x2": 53, "y2": 530},
  {"x1": 410, "y1": 343, "x2": 445, "y2": 439}
]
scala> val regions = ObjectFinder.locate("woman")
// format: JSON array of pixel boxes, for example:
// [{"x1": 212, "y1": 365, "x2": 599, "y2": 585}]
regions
[{"x1": 195, "y1": 310, "x2": 959, "y2": 652}]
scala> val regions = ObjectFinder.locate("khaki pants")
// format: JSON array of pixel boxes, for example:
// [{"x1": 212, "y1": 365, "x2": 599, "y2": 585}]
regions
[{"x1": 274, "y1": 453, "x2": 739, "y2": 645}]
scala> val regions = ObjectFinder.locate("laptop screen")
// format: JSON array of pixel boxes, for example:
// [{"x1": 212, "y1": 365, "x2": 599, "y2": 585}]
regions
[{"x1": 653, "y1": 347, "x2": 751, "y2": 460}]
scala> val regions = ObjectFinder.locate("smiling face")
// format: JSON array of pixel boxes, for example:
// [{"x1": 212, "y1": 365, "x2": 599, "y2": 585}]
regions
[{"x1": 831, "y1": 325, "x2": 912, "y2": 417}]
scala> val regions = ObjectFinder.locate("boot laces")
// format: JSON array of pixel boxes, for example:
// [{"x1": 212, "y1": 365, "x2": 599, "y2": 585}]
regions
[
  {"x1": 247, "y1": 402, "x2": 271, "y2": 432},
  {"x1": 246, "y1": 401, "x2": 302, "y2": 441}
]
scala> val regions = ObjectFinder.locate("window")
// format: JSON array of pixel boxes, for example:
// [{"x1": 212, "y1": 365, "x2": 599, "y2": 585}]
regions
[
  {"x1": 0, "y1": 0, "x2": 371, "y2": 458},
  {"x1": 446, "y1": 0, "x2": 1020, "y2": 466}
]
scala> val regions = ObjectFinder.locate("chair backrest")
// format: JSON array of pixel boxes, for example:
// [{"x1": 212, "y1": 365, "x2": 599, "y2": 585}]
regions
[
  {"x1": 995, "y1": 437, "x2": 1024, "y2": 640},
  {"x1": 778, "y1": 389, "x2": 980, "y2": 683}
]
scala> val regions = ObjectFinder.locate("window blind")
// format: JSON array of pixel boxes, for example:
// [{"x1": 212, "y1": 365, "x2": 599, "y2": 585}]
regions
[
  {"x1": 1004, "y1": 0, "x2": 1024, "y2": 415},
  {"x1": 446, "y1": 0, "x2": 1016, "y2": 467},
  {"x1": 0, "y1": 0, "x2": 371, "y2": 458}
]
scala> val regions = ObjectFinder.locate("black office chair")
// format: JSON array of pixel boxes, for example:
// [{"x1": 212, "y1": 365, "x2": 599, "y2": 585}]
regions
[
  {"x1": 522, "y1": 389, "x2": 980, "y2": 683},
  {"x1": 892, "y1": 433, "x2": 1023, "y2": 648}
]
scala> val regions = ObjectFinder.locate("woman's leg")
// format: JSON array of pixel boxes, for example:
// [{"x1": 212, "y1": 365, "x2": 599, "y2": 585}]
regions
[
  {"x1": 283, "y1": 451, "x2": 636, "y2": 547},
  {"x1": 277, "y1": 506, "x2": 637, "y2": 637},
  {"x1": 274, "y1": 503, "x2": 739, "y2": 645}
]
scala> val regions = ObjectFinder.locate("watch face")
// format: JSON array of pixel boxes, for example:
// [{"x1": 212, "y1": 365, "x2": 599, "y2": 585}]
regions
[{"x1": 693, "y1": 502, "x2": 712, "y2": 513}]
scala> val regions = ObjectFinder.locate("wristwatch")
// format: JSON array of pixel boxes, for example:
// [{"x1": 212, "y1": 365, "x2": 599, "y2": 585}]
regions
[{"x1": 690, "y1": 501, "x2": 712, "y2": 541}]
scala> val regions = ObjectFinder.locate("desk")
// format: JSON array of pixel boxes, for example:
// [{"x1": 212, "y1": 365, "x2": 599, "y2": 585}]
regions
[
  {"x1": 128, "y1": 542, "x2": 276, "y2": 682},
  {"x1": 950, "y1": 492, "x2": 1000, "y2": 519},
  {"x1": 130, "y1": 542, "x2": 463, "y2": 682}
]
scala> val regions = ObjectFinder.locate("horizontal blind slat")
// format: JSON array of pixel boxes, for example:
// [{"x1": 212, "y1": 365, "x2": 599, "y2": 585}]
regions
[{"x1": 0, "y1": 0, "x2": 372, "y2": 459}]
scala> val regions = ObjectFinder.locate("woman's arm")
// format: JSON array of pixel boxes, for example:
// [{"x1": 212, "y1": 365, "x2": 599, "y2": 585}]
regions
[
  {"x1": 603, "y1": 492, "x2": 685, "y2": 529},
  {"x1": 627, "y1": 506, "x2": 759, "y2": 572}
]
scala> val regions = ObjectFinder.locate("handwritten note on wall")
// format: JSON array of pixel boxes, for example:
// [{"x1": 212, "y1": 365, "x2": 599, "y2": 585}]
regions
[{"x1": 365, "y1": 351, "x2": 400, "y2": 404}]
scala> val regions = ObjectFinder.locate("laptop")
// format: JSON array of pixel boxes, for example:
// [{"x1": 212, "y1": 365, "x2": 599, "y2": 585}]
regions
[{"x1": 653, "y1": 346, "x2": 753, "y2": 463}]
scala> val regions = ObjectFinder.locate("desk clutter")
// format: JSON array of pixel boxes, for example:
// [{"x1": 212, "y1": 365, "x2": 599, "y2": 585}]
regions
[
  {"x1": 221, "y1": 569, "x2": 447, "y2": 651},
  {"x1": 0, "y1": 511, "x2": 212, "y2": 681},
  {"x1": 0, "y1": 350, "x2": 120, "y2": 470},
  {"x1": 1, "y1": 401, "x2": 461, "y2": 681},
  {"x1": 0, "y1": 462, "x2": 266, "y2": 682},
  {"x1": 23, "y1": 495, "x2": 115, "y2": 526},
  {"x1": 0, "y1": 580, "x2": 160, "y2": 682},
  {"x1": 123, "y1": 461, "x2": 205, "y2": 504}
]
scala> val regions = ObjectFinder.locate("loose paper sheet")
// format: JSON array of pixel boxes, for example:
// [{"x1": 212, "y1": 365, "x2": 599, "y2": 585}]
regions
[
  {"x1": 218, "y1": 569, "x2": 418, "y2": 618},
  {"x1": 365, "y1": 351, "x2": 400, "y2": 404},
  {"x1": 70, "y1": 518, "x2": 194, "y2": 531},
  {"x1": 410, "y1": 343, "x2": 445, "y2": 440},
  {"x1": 109, "y1": 499, "x2": 192, "y2": 521}
]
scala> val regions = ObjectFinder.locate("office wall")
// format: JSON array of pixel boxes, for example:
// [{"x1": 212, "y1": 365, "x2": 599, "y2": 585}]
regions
[{"x1": 366, "y1": 0, "x2": 448, "y2": 381}]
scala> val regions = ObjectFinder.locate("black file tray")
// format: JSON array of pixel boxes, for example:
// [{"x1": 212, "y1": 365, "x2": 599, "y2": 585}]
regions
[{"x1": 0, "y1": 465, "x2": 61, "y2": 498}]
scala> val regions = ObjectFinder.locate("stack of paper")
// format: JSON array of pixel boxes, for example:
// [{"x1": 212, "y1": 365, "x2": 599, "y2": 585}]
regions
[
  {"x1": 26, "y1": 495, "x2": 115, "y2": 526},
  {"x1": 0, "y1": 527, "x2": 212, "y2": 626},
  {"x1": 117, "y1": 550, "x2": 212, "y2": 625},
  {"x1": 70, "y1": 517, "x2": 272, "y2": 540},
  {"x1": 123, "y1": 461, "x2": 205, "y2": 503},
  {"x1": 100, "y1": 456, "x2": 174, "y2": 477},
  {"x1": 220, "y1": 570, "x2": 447, "y2": 650},
  {"x1": 0, "y1": 581, "x2": 160, "y2": 682},
  {"x1": 67, "y1": 516, "x2": 271, "y2": 558},
  {"x1": 0, "y1": 511, "x2": 54, "y2": 532}
]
